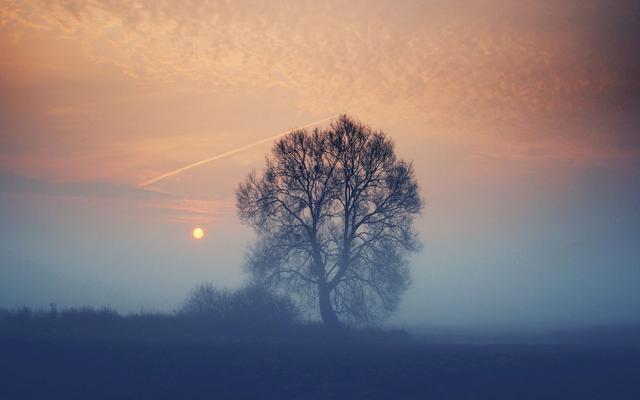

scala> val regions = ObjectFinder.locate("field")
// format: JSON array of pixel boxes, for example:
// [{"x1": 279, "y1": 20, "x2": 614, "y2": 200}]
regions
[{"x1": 2, "y1": 333, "x2": 639, "y2": 399}]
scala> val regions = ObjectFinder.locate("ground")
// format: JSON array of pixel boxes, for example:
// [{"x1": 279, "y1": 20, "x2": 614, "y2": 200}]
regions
[{"x1": 1, "y1": 335, "x2": 639, "y2": 399}]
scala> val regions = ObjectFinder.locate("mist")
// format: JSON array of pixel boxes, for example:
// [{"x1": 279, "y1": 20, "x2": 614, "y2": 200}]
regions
[
  {"x1": 2, "y1": 1, "x2": 640, "y2": 398},
  {"x1": 2, "y1": 140, "x2": 638, "y2": 331}
]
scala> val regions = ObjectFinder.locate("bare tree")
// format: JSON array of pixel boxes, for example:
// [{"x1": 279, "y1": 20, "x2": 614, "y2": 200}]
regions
[{"x1": 237, "y1": 115, "x2": 422, "y2": 327}]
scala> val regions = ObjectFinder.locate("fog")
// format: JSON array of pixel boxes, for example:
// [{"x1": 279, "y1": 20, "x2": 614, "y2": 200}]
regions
[
  {"x1": 2, "y1": 140, "x2": 638, "y2": 331},
  {"x1": 1, "y1": 0, "x2": 640, "y2": 333}
]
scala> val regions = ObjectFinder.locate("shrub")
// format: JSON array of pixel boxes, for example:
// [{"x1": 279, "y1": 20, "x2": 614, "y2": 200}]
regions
[{"x1": 180, "y1": 283, "x2": 298, "y2": 329}]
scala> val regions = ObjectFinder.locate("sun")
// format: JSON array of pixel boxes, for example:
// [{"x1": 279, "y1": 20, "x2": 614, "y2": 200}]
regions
[{"x1": 192, "y1": 227, "x2": 204, "y2": 240}]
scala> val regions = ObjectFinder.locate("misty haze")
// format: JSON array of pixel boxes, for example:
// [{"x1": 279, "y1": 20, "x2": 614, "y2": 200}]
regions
[{"x1": 1, "y1": 1, "x2": 640, "y2": 399}]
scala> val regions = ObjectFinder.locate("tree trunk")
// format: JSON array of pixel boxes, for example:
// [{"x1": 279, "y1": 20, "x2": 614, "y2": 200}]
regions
[{"x1": 319, "y1": 284, "x2": 340, "y2": 328}]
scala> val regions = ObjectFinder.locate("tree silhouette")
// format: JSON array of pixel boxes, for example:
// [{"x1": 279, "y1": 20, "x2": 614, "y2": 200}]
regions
[{"x1": 237, "y1": 115, "x2": 422, "y2": 327}]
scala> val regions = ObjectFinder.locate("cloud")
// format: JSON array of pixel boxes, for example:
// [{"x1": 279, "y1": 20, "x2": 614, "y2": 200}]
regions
[
  {"x1": 1, "y1": 0, "x2": 638, "y2": 186},
  {"x1": 0, "y1": 173, "x2": 231, "y2": 224},
  {"x1": 0, "y1": 172, "x2": 173, "y2": 198},
  {"x1": 13, "y1": 2, "x2": 639, "y2": 136}
]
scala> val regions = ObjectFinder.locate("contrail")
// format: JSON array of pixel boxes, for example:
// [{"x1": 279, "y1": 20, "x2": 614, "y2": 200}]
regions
[{"x1": 139, "y1": 114, "x2": 340, "y2": 187}]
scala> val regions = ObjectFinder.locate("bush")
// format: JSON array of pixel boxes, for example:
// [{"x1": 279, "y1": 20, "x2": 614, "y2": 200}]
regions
[
  {"x1": 180, "y1": 283, "x2": 298, "y2": 329},
  {"x1": 0, "y1": 303, "x2": 409, "y2": 342}
]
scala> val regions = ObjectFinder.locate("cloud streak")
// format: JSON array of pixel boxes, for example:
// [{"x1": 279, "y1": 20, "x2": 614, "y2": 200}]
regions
[
  {"x1": 0, "y1": 172, "x2": 232, "y2": 225},
  {"x1": 138, "y1": 114, "x2": 340, "y2": 187}
]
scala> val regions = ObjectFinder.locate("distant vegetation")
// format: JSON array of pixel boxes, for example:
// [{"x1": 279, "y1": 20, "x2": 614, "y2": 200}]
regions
[
  {"x1": 181, "y1": 283, "x2": 299, "y2": 327},
  {"x1": 0, "y1": 283, "x2": 410, "y2": 343}
]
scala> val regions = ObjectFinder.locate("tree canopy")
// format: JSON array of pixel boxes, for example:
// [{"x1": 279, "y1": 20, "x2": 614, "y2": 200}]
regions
[{"x1": 237, "y1": 115, "x2": 422, "y2": 326}]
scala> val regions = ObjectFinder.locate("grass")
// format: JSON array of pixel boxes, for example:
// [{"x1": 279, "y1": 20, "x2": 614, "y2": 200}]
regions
[{"x1": 1, "y1": 307, "x2": 639, "y2": 399}]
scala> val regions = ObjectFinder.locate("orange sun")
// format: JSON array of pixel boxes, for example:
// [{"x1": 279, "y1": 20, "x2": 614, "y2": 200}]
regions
[{"x1": 192, "y1": 227, "x2": 204, "y2": 240}]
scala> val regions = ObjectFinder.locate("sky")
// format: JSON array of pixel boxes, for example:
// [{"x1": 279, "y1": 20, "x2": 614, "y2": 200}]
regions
[{"x1": 1, "y1": 0, "x2": 639, "y2": 329}]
